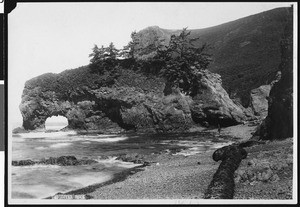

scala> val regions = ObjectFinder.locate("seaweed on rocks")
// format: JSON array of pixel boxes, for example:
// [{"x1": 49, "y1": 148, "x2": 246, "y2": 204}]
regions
[
  {"x1": 204, "y1": 144, "x2": 247, "y2": 199},
  {"x1": 12, "y1": 156, "x2": 98, "y2": 166}
]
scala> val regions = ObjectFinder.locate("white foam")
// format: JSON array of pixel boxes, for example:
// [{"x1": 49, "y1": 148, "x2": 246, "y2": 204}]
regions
[
  {"x1": 12, "y1": 164, "x2": 61, "y2": 169},
  {"x1": 12, "y1": 184, "x2": 63, "y2": 199},
  {"x1": 35, "y1": 146, "x2": 48, "y2": 150},
  {"x1": 174, "y1": 141, "x2": 234, "y2": 156},
  {"x1": 15, "y1": 132, "x2": 128, "y2": 144},
  {"x1": 175, "y1": 150, "x2": 201, "y2": 156},
  {"x1": 211, "y1": 141, "x2": 234, "y2": 149},
  {"x1": 95, "y1": 156, "x2": 142, "y2": 168},
  {"x1": 84, "y1": 136, "x2": 128, "y2": 142},
  {"x1": 67, "y1": 173, "x2": 113, "y2": 187},
  {"x1": 16, "y1": 131, "x2": 77, "y2": 139},
  {"x1": 81, "y1": 141, "x2": 91, "y2": 144},
  {"x1": 49, "y1": 143, "x2": 72, "y2": 148}
]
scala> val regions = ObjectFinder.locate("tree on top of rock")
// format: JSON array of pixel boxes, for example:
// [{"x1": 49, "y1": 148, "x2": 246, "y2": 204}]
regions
[
  {"x1": 89, "y1": 42, "x2": 119, "y2": 74},
  {"x1": 160, "y1": 27, "x2": 212, "y2": 95},
  {"x1": 106, "y1": 42, "x2": 119, "y2": 60},
  {"x1": 89, "y1": 44, "x2": 106, "y2": 65},
  {"x1": 120, "y1": 31, "x2": 141, "y2": 60}
]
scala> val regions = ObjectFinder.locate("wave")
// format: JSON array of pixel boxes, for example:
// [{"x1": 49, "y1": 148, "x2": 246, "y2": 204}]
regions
[
  {"x1": 34, "y1": 143, "x2": 72, "y2": 150},
  {"x1": 67, "y1": 173, "x2": 113, "y2": 187},
  {"x1": 174, "y1": 141, "x2": 235, "y2": 156},
  {"x1": 82, "y1": 136, "x2": 128, "y2": 142},
  {"x1": 95, "y1": 156, "x2": 142, "y2": 168},
  {"x1": 49, "y1": 143, "x2": 72, "y2": 148},
  {"x1": 12, "y1": 164, "x2": 61, "y2": 169},
  {"x1": 15, "y1": 131, "x2": 77, "y2": 139},
  {"x1": 15, "y1": 132, "x2": 128, "y2": 143}
]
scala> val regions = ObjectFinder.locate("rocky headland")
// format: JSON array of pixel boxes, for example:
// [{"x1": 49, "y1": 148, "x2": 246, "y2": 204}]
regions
[{"x1": 19, "y1": 68, "x2": 249, "y2": 133}]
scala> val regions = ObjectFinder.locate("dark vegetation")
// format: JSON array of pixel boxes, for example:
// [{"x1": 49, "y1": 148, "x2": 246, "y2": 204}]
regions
[{"x1": 87, "y1": 28, "x2": 212, "y2": 96}]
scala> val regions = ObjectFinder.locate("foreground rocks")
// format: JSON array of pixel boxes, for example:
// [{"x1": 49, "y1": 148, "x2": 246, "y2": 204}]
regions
[
  {"x1": 234, "y1": 138, "x2": 293, "y2": 199},
  {"x1": 12, "y1": 156, "x2": 98, "y2": 166}
]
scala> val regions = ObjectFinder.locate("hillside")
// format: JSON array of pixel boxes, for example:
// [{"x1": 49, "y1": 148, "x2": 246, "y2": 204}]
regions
[{"x1": 136, "y1": 7, "x2": 291, "y2": 106}]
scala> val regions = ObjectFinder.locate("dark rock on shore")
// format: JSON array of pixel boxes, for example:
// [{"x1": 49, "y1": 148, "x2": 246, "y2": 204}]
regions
[
  {"x1": 12, "y1": 159, "x2": 35, "y2": 166},
  {"x1": 204, "y1": 145, "x2": 247, "y2": 199},
  {"x1": 12, "y1": 156, "x2": 98, "y2": 166},
  {"x1": 12, "y1": 127, "x2": 29, "y2": 134},
  {"x1": 116, "y1": 153, "x2": 151, "y2": 166},
  {"x1": 254, "y1": 7, "x2": 293, "y2": 140}
]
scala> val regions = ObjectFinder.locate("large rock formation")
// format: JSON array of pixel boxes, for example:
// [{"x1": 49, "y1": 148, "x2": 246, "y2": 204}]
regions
[
  {"x1": 190, "y1": 71, "x2": 246, "y2": 126},
  {"x1": 254, "y1": 7, "x2": 293, "y2": 140},
  {"x1": 19, "y1": 67, "x2": 247, "y2": 133},
  {"x1": 249, "y1": 85, "x2": 271, "y2": 119}
]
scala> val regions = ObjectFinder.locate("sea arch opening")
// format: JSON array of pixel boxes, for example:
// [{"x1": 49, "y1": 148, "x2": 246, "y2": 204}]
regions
[{"x1": 45, "y1": 115, "x2": 68, "y2": 131}]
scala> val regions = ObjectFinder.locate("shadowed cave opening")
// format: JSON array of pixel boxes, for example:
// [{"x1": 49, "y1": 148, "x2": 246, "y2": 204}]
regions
[{"x1": 45, "y1": 115, "x2": 68, "y2": 131}]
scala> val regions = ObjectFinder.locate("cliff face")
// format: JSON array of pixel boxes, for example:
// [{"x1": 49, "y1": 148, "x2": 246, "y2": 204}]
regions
[
  {"x1": 19, "y1": 68, "x2": 247, "y2": 133},
  {"x1": 249, "y1": 85, "x2": 271, "y2": 119},
  {"x1": 254, "y1": 7, "x2": 293, "y2": 140}
]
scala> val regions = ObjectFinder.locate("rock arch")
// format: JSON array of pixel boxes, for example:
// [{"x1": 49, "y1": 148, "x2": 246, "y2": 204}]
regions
[
  {"x1": 45, "y1": 115, "x2": 68, "y2": 130},
  {"x1": 19, "y1": 69, "x2": 247, "y2": 132}
]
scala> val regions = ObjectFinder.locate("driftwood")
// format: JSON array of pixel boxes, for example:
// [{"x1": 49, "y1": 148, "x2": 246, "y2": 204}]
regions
[{"x1": 204, "y1": 144, "x2": 247, "y2": 199}]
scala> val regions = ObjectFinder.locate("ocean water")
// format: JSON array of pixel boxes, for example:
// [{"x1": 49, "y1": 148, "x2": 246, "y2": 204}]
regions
[{"x1": 11, "y1": 123, "x2": 233, "y2": 199}]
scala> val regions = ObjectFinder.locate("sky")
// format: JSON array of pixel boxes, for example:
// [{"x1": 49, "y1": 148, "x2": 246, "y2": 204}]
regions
[{"x1": 8, "y1": 2, "x2": 293, "y2": 125}]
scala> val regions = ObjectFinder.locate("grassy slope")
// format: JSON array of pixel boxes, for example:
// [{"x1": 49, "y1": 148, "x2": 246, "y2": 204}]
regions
[{"x1": 138, "y1": 7, "x2": 290, "y2": 106}]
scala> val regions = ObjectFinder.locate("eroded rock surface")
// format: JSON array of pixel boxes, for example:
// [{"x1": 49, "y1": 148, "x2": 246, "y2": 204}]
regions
[
  {"x1": 190, "y1": 71, "x2": 247, "y2": 127},
  {"x1": 249, "y1": 85, "x2": 271, "y2": 118},
  {"x1": 19, "y1": 68, "x2": 247, "y2": 133}
]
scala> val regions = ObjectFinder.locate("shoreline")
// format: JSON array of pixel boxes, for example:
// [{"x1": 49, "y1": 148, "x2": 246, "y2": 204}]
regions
[
  {"x1": 46, "y1": 164, "x2": 146, "y2": 199},
  {"x1": 46, "y1": 124, "x2": 258, "y2": 200},
  {"x1": 16, "y1": 123, "x2": 293, "y2": 200},
  {"x1": 47, "y1": 124, "x2": 293, "y2": 200}
]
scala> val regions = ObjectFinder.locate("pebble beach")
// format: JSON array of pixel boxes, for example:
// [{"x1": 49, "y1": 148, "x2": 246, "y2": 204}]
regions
[{"x1": 54, "y1": 124, "x2": 294, "y2": 202}]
